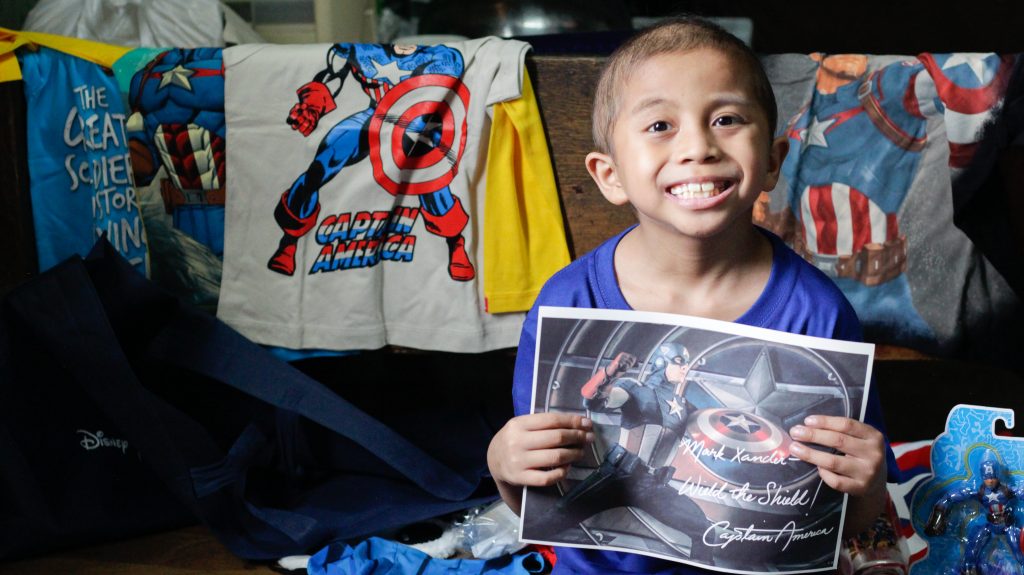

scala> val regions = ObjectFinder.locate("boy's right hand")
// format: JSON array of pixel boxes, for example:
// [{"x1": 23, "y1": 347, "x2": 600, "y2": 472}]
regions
[{"x1": 487, "y1": 412, "x2": 593, "y2": 488}]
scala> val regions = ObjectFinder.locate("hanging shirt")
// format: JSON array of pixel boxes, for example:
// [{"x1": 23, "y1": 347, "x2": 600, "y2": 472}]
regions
[
  {"x1": 218, "y1": 38, "x2": 563, "y2": 352},
  {"x1": 18, "y1": 45, "x2": 148, "y2": 274}
]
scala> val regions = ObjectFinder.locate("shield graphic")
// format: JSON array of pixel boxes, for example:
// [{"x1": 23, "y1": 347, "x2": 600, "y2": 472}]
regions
[
  {"x1": 680, "y1": 407, "x2": 801, "y2": 488},
  {"x1": 368, "y1": 74, "x2": 470, "y2": 195}
]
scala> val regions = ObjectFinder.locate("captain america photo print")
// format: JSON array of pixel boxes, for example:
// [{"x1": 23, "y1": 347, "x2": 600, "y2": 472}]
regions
[{"x1": 521, "y1": 307, "x2": 876, "y2": 574}]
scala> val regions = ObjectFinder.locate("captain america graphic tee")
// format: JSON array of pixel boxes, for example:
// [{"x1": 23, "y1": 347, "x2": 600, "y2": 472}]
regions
[{"x1": 218, "y1": 38, "x2": 530, "y2": 353}]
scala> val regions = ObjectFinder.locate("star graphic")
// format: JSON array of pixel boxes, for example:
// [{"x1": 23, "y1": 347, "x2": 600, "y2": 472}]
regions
[
  {"x1": 722, "y1": 413, "x2": 758, "y2": 433},
  {"x1": 804, "y1": 116, "x2": 835, "y2": 148},
  {"x1": 689, "y1": 345, "x2": 838, "y2": 429},
  {"x1": 743, "y1": 351, "x2": 777, "y2": 403},
  {"x1": 158, "y1": 64, "x2": 195, "y2": 91},
  {"x1": 942, "y1": 54, "x2": 993, "y2": 85},
  {"x1": 985, "y1": 491, "x2": 1001, "y2": 503},
  {"x1": 405, "y1": 117, "x2": 443, "y2": 148},
  {"x1": 372, "y1": 59, "x2": 413, "y2": 85},
  {"x1": 666, "y1": 397, "x2": 686, "y2": 418}
]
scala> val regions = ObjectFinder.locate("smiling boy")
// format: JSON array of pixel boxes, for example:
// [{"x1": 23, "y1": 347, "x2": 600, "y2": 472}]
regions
[{"x1": 486, "y1": 16, "x2": 893, "y2": 575}]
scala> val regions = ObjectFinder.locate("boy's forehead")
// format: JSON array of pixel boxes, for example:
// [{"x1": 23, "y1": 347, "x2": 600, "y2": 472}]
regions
[{"x1": 618, "y1": 50, "x2": 758, "y2": 107}]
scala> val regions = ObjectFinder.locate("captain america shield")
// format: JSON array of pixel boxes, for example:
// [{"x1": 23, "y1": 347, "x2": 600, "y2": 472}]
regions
[
  {"x1": 368, "y1": 74, "x2": 470, "y2": 195},
  {"x1": 669, "y1": 336, "x2": 851, "y2": 491},
  {"x1": 679, "y1": 408, "x2": 800, "y2": 488}
]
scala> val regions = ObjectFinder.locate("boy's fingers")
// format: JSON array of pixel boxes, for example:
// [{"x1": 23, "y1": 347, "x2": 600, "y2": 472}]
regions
[
  {"x1": 524, "y1": 446, "x2": 587, "y2": 470},
  {"x1": 515, "y1": 412, "x2": 592, "y2": 432},
  {"x1": 817, "y1": 467, "x2": 853, "y2": 493},
  {"x1": 797, "y1": 415, "x2": 879, "y2": 440},
  {"x1": 790, "y1": 421, "x2": 882, "y2": 456},
  {"x1": 518, "y1": 466, "x2": 572, "y2": 487},
  {"x1": 788, "y1": 442, "x2": 855, "y2": 476},
  {"x1": 789, "y1": 441, "x2": 883, "y2": 493},
  {"x1": 817, "y1": 467, "x2": 881, "y2": 496},
  {"x1": 786, "y1": 416, "x2": 886, "y2": 497},
  {"x1": 520, "y1": 427, "x2": 594, "y2": 450},
  {"x1": 790, "y1": 426, "x2": 855, "y2": 453}
]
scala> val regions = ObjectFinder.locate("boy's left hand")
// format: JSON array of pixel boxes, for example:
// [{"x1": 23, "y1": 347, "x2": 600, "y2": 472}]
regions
[{"x1": 788, "y1": 415, "x2": 886, "y2": 498}]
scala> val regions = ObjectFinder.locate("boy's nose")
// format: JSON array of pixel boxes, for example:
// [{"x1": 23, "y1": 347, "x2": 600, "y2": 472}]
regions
[{"x1": 674, "y1": 128, "x2": 719, "y2": 163}]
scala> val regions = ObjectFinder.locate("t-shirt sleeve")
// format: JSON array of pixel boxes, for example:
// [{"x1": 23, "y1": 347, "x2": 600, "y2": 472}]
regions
[
  {"x1": 512, "y1": 304, "x2": 539, "y2": 417},
  {"x1": 829, "y1": 291, "x2": 865, "y2": 343}
]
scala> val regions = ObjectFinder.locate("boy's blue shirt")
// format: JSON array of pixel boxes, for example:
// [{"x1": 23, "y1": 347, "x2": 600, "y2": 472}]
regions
[{"x1": 511, "y1": 224, "x2": 897, "y2": 575}]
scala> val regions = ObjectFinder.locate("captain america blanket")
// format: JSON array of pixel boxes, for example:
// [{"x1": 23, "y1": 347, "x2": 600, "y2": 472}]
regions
[
  {"x1": 756, "y1": 53, "x2": 1023, "y2": 366},
  {"x1": 520, "y1": 307, "x2": 877, "y2": 574}
]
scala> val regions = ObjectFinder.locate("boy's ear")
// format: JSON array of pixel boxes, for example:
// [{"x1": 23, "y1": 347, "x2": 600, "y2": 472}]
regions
[
  {"x1": 763, "y1": 135, "x2": 789, "y2": 192},
  {"x1": 586, "y1": 151, "x2": 629, "y2": 206}
]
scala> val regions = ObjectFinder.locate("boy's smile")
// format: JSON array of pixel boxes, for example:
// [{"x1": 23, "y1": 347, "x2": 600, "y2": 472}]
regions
[
  {"x1": 668, "y1": 179, "x2": 733, "y2": 199},
  {"x1": 587, "y1": 48, "x2": 787, "y2": 243},
  {"x1": 667, "y1": 178, "x2": 736, "y2": 211}
]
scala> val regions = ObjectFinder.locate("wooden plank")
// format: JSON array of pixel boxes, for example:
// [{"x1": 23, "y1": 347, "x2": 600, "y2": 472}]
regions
[
  {"x1": 528, "y1": 54, "x2": 635, "y2": 259},
  {"x1": 0, "y1": 526, "x2": 278, "y2": 575}
]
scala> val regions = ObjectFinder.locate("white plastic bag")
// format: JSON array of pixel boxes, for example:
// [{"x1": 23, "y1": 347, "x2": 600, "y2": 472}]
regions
[
  {"x1": 23, "y1": 0, "x2": 225, "y2": 47},
  {"x1": 409, "y1": 501, "x2": 528, "y2": 560}
]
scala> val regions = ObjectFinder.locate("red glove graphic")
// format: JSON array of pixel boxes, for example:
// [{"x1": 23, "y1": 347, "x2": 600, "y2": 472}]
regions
[
  {"x1": 581, "y1": 352, "x2": 636, "y2": 399},
  {"x1": 287, "y1": 81, "x2": 336, "y2": 136}
]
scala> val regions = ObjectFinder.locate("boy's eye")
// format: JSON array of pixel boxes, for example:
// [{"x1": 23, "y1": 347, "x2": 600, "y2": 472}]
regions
[
  {"x1": 647, "y1": 121, "x2": 671, "y2": 132},
  {"x1": 713, "y1": 115, "x2": 742, "y2": 127}
]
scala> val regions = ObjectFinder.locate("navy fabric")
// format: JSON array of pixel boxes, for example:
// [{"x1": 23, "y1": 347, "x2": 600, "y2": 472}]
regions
[
  {"x1": 0, "y1": 255, "x2": 193, "y2": 560},
  {"x1": 308, "y1": 537, "x2": 548, "y2": 575},
  {"x1": 512, "y1": 225, "x2": 898, "y2": 575},
  {"x1": 0, "y1": 238, "x2": 497, "y2": 560}
]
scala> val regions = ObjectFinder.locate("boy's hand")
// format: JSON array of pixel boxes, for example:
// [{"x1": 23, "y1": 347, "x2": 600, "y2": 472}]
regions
[
  {"x1": 488, "y1": 412, "x2": 593, "y2": 488},
  {"x1": 788, "y1": 415, "x2": 886, "y2": 497}
]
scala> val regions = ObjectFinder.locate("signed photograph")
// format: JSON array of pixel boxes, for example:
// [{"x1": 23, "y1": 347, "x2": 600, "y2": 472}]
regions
[{"x1": 520, "y1": 307, "x2": 875, "y2": 574}]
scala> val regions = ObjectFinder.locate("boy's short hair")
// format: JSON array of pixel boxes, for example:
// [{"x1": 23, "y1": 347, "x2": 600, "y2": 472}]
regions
[{"x1": 592, "y1": 16, "x2": 779, "y2": 154}]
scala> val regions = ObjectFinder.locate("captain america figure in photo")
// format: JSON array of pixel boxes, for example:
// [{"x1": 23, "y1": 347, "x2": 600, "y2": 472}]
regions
[
  {"x1": 268, "y1": 42, "x2": 475, "y2": 280},
  {"x1": 531, "y1": 344, "x2": 714, "y2": 564},
  {"x1": 925, "y1": 457, "x2": 1024, "y2": 575}
]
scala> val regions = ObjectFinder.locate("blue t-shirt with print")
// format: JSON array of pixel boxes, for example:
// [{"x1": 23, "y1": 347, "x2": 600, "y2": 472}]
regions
[
  {"x1": 512, "y1": 225, "x2": 896, "y2": 575},
  {"x1": 19, "y1": 46, "x2": 148, "y2": 274}
]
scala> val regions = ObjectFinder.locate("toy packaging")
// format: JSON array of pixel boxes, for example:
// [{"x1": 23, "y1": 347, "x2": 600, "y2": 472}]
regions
[{"x1": 911, "y1": 405, "x2": 1024, "y2": 575}]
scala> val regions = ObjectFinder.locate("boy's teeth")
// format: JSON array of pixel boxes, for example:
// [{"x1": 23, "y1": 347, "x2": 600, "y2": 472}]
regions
[{"x1": 670, "y1": 181, "x2": 722, "y2": 198}]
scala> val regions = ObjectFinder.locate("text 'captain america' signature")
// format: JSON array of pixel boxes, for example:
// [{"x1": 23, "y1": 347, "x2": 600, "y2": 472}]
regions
[{"x1": 703, "y1": 520, "x2": 834, "y2": 551}]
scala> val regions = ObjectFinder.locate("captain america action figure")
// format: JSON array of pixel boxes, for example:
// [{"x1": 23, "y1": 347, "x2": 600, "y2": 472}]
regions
[
  {"x1": 268, "y1": 43, "x2": 475, "y2": 280},
  {"x1": 925, "y1": 457, "x2": 1024, "y2": 575}
]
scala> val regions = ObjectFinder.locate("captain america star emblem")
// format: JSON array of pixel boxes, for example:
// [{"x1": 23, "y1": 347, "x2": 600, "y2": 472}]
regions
[
  {"x1": 666, "y1": 335, "x2": 851, "y2": 491},
  {"x1": 368, "y1": 74, "x2": 470, "y2": 195},
  {"x1": 697, "y1": 409, "x2": 781, "y2": 452},
  {"x1": 681, "y1": 407, "x2": 801, "y2": 488}
]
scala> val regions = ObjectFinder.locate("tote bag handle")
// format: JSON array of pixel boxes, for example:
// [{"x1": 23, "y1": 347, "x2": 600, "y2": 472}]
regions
[
  {"x1": 145, "y1": 312, "x2": 481, "y2": 500},
  {"x1": 7, "y1": 246, "x2": 482, "y2": 515}
]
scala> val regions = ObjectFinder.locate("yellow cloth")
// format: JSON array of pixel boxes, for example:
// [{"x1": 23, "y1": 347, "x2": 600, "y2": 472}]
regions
[
  {"x1": 484, "y1": 69, "x2": 570, "y2": 313},
  {"x1": 0, "y1": 28, "x2": 130, "y2": 83}
]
